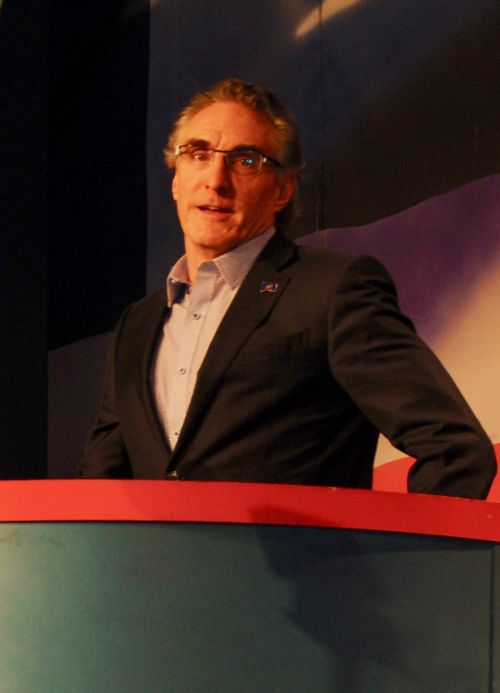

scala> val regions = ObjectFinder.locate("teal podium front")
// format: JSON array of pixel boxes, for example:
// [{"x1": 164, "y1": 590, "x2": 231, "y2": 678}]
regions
[{"x1": 1, "y1": 481, "x2": 499, "y2": 693}]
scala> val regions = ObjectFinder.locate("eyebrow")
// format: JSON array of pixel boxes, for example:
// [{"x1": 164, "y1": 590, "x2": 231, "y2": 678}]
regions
[
  {"x1": 182, "y1": 138, "x2": 210, "y2": 147},
  {"x1": 181, "y1": 138, "x2": 265, "y2": 153}
]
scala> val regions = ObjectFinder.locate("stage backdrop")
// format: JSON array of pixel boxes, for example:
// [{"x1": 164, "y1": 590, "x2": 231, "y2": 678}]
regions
[{"x1": 5, "y1": 1, "x2": 499, "y2": 478}]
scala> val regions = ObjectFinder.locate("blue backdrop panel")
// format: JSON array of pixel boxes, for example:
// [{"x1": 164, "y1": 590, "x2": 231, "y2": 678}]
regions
[{"x1": 321, "y1": 0, "x2": 500, "y2": 225}]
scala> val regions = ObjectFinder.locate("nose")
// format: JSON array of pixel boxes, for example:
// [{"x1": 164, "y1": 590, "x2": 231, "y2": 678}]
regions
[{"x1": 205, "y1": 152, "x2": 232, "y2": 193}]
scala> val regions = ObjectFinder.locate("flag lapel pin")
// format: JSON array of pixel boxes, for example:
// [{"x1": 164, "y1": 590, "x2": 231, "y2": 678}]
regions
[{"x1": 259, "y1": 280, "x2": 279, "y2": 294}]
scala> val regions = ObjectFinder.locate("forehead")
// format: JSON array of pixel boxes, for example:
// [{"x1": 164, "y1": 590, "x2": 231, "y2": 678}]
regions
[{"x1": 179, "y1": 101, "x2": 276, "y2": 152}]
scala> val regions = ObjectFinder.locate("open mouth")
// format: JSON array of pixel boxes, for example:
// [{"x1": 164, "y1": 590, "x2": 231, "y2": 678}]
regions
[{"x1": 197, "y1": 205, "x2": 233, "y2": 215}]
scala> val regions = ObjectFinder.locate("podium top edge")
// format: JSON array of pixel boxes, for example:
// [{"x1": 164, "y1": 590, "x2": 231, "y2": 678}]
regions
[{"x1": 0, "y1": 480, "x2": 499, "y2": 543}]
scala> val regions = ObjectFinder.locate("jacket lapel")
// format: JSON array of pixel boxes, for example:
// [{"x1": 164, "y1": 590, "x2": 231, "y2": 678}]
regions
[
  {"x1": 128, "y1": 288, "x2": 174, "y2": 462},
  {"x1": 171, "y1": 233, "x2": 297, "y2": 460}
]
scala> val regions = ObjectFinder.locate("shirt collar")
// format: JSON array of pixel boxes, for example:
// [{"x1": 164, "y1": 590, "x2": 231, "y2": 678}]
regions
[
  {"x1": 166, "y1": 227, "x2": 275, "y2": 307},
  {"x1": 166, "y1": 257, "x2": 190, "y2": 307}
]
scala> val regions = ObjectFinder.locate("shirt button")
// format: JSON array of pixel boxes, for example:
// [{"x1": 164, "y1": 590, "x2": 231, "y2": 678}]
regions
[
  {"x1": 193, "y1": 313, "x2": 201, "y2": 320},
  {"x1": 179, "y1": 367, "x2": 186, "y2": 375}
]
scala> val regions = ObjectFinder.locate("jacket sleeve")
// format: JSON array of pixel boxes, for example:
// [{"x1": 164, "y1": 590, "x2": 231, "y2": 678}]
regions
[
  {"x1": 327, "y1": 255, "x2": 497, "y2": 499},
  {"x1": 77, "y1": 308, "x2": 133, "y2": 478}
]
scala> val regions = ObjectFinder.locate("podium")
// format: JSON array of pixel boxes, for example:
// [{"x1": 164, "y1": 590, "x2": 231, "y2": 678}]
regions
[{"x1": 1, "y1": 481, "x2": 499, "y2": 692}]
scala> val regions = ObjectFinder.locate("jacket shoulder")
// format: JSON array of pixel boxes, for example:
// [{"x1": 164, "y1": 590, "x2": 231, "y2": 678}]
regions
[{"x1": 290, "y1": 236, "x2": 393, "y2": 286}]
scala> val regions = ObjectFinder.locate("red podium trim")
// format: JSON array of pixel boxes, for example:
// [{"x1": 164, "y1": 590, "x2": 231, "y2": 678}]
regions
[{"x1": 0, "y1": 480, "x2": 499, "y2": 542}]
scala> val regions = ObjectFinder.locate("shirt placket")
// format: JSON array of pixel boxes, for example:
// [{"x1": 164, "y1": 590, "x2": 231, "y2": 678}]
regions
[{"x1": 169, "y1": 265, "x2": 218, "y2": 444}]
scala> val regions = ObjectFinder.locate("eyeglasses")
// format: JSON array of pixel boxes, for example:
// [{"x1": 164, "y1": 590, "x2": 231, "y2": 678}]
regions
[{"x1": 175, "y1": 144, "x2": 283, "y2": 176}]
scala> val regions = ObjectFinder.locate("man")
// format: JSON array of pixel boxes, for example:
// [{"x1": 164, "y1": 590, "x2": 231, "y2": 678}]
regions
[{"x1": 78, "y1": 78, "x2": 496, "y2": 498}]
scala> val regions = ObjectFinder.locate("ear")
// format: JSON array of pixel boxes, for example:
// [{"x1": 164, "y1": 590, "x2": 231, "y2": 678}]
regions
[
  {"x1": 273, "y1": 175, "x2": 296, "y2": 212},
  {"x1": 171, "y1": 171, "x2": 178, "y2": 201}
]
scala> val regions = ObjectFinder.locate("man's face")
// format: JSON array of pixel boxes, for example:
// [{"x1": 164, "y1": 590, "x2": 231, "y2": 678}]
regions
[{"x1": 172, "y1": 101, "x2": 295, "y2": 262}]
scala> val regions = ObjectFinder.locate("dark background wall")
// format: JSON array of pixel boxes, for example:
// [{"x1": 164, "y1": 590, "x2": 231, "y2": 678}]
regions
[{"x1": 1, "y1": 2, "x2": 47, "y2": 477}]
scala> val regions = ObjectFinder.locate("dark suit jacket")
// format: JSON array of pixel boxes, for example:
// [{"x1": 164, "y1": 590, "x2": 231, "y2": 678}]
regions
[{"x1": 78, "y1": 232, "x2": 496, "y2": 497}]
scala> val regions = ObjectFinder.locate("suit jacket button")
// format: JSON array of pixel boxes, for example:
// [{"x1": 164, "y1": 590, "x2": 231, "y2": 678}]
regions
[{"x1": 166, "y1": 471, "x2": 180, "y2": 480}]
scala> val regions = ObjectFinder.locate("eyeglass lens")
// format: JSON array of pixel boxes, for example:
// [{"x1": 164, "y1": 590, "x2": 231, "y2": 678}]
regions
[{"x1": 178, "y1": 146, "x2": 272, "y2": 175}]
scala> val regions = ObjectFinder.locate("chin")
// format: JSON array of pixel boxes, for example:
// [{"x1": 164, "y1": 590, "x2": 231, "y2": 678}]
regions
[{"x1": 188, "y1": 229, "x2": 234, "y2": 254}]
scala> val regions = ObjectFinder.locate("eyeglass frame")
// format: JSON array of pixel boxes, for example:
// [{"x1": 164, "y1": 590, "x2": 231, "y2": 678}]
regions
[{"x1": 174, "y1": 143, "x2": 285, "y2": 175}]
